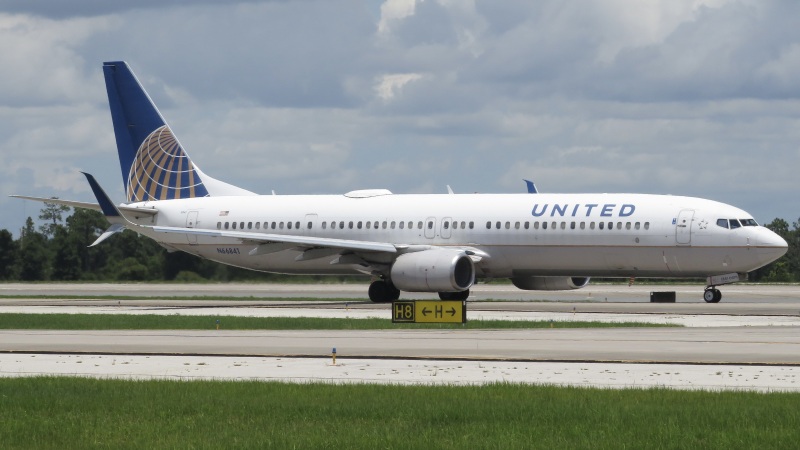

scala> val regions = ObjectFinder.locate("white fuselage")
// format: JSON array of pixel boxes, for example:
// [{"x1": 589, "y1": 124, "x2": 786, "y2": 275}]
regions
[{"x1": 128, "y1": 192, "x2": 786, "y2": 279}]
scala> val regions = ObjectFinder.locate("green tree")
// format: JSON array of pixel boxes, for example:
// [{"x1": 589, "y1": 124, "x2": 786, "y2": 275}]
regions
[
  {"x1": 0, "y1": 229, "x2": 19, "y2": 280},
  {"x1": 18, "y1": 217, "x2": 50, "y2": 281},
  {"x1": 38, "y1": 200, "x2": 70, "y2": 238}
]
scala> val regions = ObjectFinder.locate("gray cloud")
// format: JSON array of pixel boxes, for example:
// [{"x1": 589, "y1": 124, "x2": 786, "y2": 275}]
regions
[{"x1": 2, "y1": 0, "x2": 800, "y2": 236}]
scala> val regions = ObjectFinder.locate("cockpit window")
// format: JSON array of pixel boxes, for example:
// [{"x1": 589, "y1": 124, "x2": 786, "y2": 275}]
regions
[
  {"x1": 716, "y1": 219, "x2": 728, "y2": 229},
  {"x1": 728, "y1": 219, "x2": 742, "y2": 229},
  {"x1": 740, "y1": 219, "x2": 758, "y2": 227}
]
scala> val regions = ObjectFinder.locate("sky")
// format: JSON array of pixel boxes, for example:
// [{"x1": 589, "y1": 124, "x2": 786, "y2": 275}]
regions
[{"x1": 1, "y1": 0, "x2": 800, "y2": 235}]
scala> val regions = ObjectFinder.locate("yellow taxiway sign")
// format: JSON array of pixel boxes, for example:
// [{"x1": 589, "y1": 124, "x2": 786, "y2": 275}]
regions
[{"x1": 392, "y1": 300, "x2": 466, "y2": 324}]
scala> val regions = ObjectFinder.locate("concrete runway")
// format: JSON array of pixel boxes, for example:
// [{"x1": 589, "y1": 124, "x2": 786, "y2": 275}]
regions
[
  {"x1": 1, "y1": 283, "x2": 800, "y2": 390},
  {"x1": 2, "y1": 282, "x2": 800, "y2": 303}
]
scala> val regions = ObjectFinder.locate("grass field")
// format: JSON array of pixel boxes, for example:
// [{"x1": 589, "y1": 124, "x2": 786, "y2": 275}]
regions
[
  {"x1": 0, "y1": 377, "x2": 797, "y2": 449},
  {"x1": 0, "y1": 313, "x2": 676, "y2": 330}
]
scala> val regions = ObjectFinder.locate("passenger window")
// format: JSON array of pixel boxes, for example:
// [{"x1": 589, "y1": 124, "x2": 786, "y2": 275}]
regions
[
  {"x1": 307, "y1": 222, "x2": 312, "y2": 229},
  {"x1": 443, "y1": 221, "x2": 449, "y2": 229},
  {"x1": 452, "y1": 222, "x2": 458, "y2": 230},
  {"x1": 590, "y1": 222, "x2": 595, "y2": 230},
  {"x1": 580, "y1": 222, "x2": 585, "y2": 230},
  {"x1": 542, "y1": 222, "x2": 547, "y2": 230},
  {"x1": 635, "y1": 222, "x2": 640, "y2": 230},
  {"x1": 255, "y1": 222, "x2": 260, "y2": 230},
  {"x1": 486, "y1": 221, "x2": 491, "y2": 229},
  {"x1": 348, "y1": 221, "x2": 354, "y2": 229},
  {"x1": 232, "y1": 222, "x2": 237, "y2": 230},
  {"x1": 224, "y1": 222, "x2": 230, "y2": 230},
  {"x1": 366, "y1": 221, "x2": 371, "y2": 229},
  {"x1": 608, "y1": 222, "x2": 613, "y2": 230},
  {"x1": 505, "y1": 222, "x2": 511, "y2": 229},
  {"x1": 524, "y1": 221, "x2": 529, "y2": 230},
  {"x1": 248, "y1": 222, "x2": 252, "y2": 229},
  {"x1": 417, "y1": 222, "x2": 422, "y2": 229},
  {"x1": 617, "y1": 222, "x2": 622, "y2": 230},
  {"x1": 496, "y1": 221, "x2": 501, "y2": 229},
  {"x1": 271, "y1": 222, "x2": 277, "y2": 230},
  {"x1": 399, "y1": 222, "x2": 405, "y2": 229},
  {"x1": 644, "y1": 222, "x2": 650, "y2": 230},
  {"x1": 729, "y1": 219, "x2": 741, "y2": 229},
  {"x1": 599, "y1": 222, "x2": 604, "y2": 230},
  {"x1": 534, "y1": 222, "x2": 540, "y2": 230},
  {"x1": 625, "y1": 222, "x2": 631, "y2": 230},
  {"x1": 374, "y1": 221, "x2": 379, "y2": 229},
  {"x1": 339, "y1": 221, "x2": 345, "y2": 229},
  {"x1": 428, "y1": 221, "x2": 434, "y2": 229},
  {"x1": 279, "y1": 222, "x2": 284, "y2": 229},
  {"x1": 287, "y1": 222, "x2": 292, "y2": 230},
  {"x1": 217, "y1": 222, "x2": 222, "y2": 230},
  {"x1": 383, "y1": 221, "x2": 388, "y2": 229},
  {"x1": 391, "y1": 221, "x2": 396, "y2": 229},
  {"x1": 469, "y1": 222, "x2": 474, "y2": 229},
  {"x1": 551, "y1": 221, "x2": 556, "y2": 230},
  {"x1": 560, "y1": 222, "x2": 566, "y2": 230},
  {"x1": 515, "y1": 222, "x2": 520, "y2": 229},
  {"x1": 462, "y1": 221, "x2": 467, "y2": 229},
  {"x1": 240, "y1": 222, "x2": 244, "y2": 229},
  {"x1": 322, "y1": 222, "x2": 327, "y2": 230},
  {"x1": 357, "y1": 221, "x2": 362, "y2": 229}
]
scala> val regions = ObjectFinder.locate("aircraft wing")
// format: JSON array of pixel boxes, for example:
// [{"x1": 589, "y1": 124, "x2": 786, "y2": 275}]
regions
[
  {"x1": 9, "y1": 195, "x2": 158, "y2": 217},
  {"x1": 151, "y1": 226, "x2": 398, "y2": 254}
]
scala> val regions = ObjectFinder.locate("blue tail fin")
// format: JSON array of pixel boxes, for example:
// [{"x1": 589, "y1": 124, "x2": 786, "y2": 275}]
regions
[{"x1": 103, "y1": 61, "x2": 209, "y2": 202}]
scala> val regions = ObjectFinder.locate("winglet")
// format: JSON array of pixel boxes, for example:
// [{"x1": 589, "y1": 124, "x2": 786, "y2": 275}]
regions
[
  {"x1": 82, "y1": 172, "x2": 121, "y2": 217},
  {"x1": 523, "y1": 179, "x2": 538, "y2": 194},
  {"x1": 81, "y1": 172, "x2": 129, "y2": 247}
]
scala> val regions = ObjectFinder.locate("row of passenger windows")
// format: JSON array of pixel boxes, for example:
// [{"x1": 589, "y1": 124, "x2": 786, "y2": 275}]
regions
[
  {"x1": 215, "y1": 219, "x2": 650, "y2": 232},
  {"x1": 487, "y1": 221, "x2": 650, "y2": 231}
]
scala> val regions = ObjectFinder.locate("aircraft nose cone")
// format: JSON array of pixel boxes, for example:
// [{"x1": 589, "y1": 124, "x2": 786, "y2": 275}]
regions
[{"x1": 757, "y1": 229, "x2": 788, "y2": 264}]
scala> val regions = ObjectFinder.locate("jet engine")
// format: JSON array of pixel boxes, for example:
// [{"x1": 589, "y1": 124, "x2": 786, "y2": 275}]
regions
[
  {"x1": 390, "y1": 249, "x2": 475, "y2": 292},
  {"x1": 511, "y1": 276, "x2": 590, "y2": 291}
]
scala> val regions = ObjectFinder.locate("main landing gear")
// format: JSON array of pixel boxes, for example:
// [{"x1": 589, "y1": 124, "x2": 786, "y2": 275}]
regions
[
  {"x1": 703, "y1": 287, "x2": 722, "y2": 303},
  {"x1": 368, "y1": 280, "x2": 400, "y2": 303}
]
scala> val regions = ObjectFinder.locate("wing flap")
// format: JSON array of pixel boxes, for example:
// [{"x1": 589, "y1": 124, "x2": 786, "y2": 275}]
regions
[{"x1": 151, "y1": 226, "x2": 398, "y2": 254}]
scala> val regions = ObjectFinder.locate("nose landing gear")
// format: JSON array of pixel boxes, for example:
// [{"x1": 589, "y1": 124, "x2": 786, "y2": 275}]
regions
[{"x1": 703, "y1": 287, "x2": 722, "y2": 303}]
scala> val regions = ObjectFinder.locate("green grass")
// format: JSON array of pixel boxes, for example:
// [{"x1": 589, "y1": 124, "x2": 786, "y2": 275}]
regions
[
  {"x1": 0, "y1": 313, "x2": 677, "y2": 330},
  {"x1": 0, "y1": 377, "x2": 796, "y2": 449}
]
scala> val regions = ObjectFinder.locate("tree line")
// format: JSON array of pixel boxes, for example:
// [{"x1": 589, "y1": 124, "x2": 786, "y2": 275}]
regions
[{"x1": 0, "y1": 203, "x2": 798, "y2": 283}]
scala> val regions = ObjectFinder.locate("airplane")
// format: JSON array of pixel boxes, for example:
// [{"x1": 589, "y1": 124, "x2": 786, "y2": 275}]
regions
[{"x1": 12, "y1": 61, "x2": 789, "y2": 303}]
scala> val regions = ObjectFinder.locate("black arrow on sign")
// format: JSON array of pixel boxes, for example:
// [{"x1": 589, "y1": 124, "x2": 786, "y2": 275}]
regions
[
  {"x1": 447, "y1": 307, "x2": 456, "y2": 316},
  {"x1": 422, "y1": 307, "x2": 431, "y2": 316}
]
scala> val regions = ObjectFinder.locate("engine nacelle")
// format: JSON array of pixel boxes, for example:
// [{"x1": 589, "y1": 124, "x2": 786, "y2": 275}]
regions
[
  {"x1": 390, "y1": 250, "x2": 475, "y2": 292},
  {"x1": 511, "y1": 276, "x2": 590, "y2": 291}
]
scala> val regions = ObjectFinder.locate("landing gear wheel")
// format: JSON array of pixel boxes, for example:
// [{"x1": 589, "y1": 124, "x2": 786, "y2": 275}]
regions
[
  {"x1": 368, "y1": 281, "x2": 400, "y2": 303},
  {"x1": 703, "y1": 288, "x2": 722, "y2": 303},
  {"x1": 438, "y1": 289, "x2": 470, "y2": 301}
]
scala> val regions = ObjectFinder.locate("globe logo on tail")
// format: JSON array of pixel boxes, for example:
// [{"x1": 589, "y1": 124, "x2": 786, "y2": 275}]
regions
[{"x1": 126, "y1": 125, "x2": 209, "y2": 202}]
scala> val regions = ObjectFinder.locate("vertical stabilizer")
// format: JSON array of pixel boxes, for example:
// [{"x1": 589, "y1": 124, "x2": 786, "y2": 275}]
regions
[{"x1": 103, "y1": 61, "x2": 252, "y2": 202}]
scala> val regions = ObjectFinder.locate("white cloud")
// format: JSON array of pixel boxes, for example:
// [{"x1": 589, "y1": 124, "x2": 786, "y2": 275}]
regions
[{"x1": 374, "y1": 73, "x2": 424, "y2": 101}]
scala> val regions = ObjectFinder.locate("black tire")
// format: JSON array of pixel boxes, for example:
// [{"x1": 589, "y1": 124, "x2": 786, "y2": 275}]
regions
[
  {"x1": 438, "y1": 290, "x2": 469, "y2": 301},
  {"x1": 368, "y1": 281, "x2": 388, "y2": 303},
  {"x1": 703, "y1": 288, "x2": 722, "y2": 303}
]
